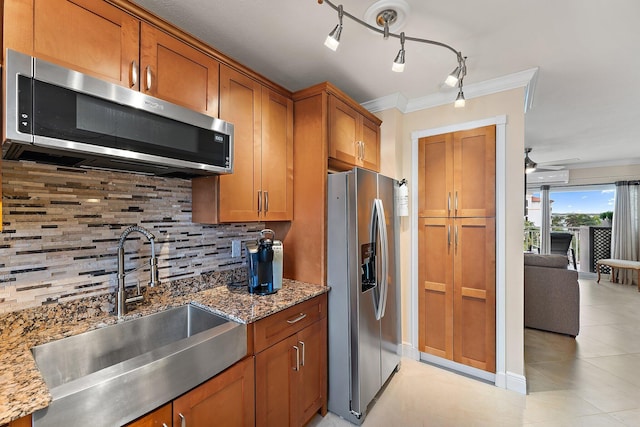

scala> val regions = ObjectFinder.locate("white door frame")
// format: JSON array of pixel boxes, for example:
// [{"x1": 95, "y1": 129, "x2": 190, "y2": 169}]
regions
[{"x1": 408, "y1": 115, "x2": 508, "y2": 387}]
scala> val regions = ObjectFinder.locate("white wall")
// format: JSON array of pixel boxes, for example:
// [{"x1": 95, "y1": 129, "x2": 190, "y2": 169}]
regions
[{"x1": 376, "y1": 88, "x2": 527, "y2": 389}]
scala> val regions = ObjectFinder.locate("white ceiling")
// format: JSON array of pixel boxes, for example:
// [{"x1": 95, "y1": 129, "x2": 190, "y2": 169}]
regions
[{"x1": 131, "y1": 0, "x2": 640, "y2": 170}]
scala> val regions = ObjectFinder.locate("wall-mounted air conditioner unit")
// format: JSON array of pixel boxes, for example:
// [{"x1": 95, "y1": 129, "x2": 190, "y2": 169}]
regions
[{"x1": 527, "y1": 170, "x2": 570, "y2": 186}]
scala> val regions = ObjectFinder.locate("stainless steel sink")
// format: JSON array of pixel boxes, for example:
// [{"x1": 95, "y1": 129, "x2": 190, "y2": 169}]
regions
[{"x1": 31, "y1": 304, "x2": 247, "y2": 427}]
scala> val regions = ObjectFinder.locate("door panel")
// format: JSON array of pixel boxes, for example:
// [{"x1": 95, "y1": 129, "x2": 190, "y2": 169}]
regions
[
  {"x1": 218, "y1": 65, "x2": 262, "y2": 222},
  {"x1": 255, "y1": 336, "x2": 296, "y2": 427},
  {"x1": 141, "y1": 23, "x2": 219, "y2": 117},
  {"x1": 453, "y1": 125, "x2": 496, "y2": 217},
  {"x1": 33, "y1": 0, "x2": 140, "y2": 88},
  {"x1": 418, "y1": 134, "x2": 454, "y2": 218},
  {"x1": 261, "y1": 88, "x2": 293, "y2": 220},
  {"x1": 418, "y1": 217, "x2": 454, "y2": 358},
  {"x1": 329, "y1": 96, "x2": 359, "y2": 165},
  {"x1": 296, "y1": 321, "x2": 326, "y2": 426},
  {"x1": 361, "y1": 117, "x2": 380, "y2": 172},
  {"x1": 453, "y1": 217, "x2": 496, "y2": 372}
]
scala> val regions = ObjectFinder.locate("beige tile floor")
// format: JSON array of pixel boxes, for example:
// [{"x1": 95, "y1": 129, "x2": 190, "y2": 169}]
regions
[{"x1": 310, "y1": 277, "x2": 640, "y2": 426}]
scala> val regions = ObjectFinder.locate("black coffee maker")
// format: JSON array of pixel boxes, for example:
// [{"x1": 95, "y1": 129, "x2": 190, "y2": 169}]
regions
[{"x1": 245, "y1": 229, "x2": 278, "y2": 295}]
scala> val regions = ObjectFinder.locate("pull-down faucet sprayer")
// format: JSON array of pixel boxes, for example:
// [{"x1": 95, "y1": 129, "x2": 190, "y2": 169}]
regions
[{"x1": 116, "y1": 225, "x2": 160, "y2": 319}]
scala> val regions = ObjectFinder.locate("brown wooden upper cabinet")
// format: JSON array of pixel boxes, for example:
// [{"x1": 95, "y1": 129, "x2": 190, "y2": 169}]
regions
[
  {"x1": 328, "y1": 95, "x2": 380, "y2": 172},
  {"x1": 192, "y1": 65, "x2": 293, "y2": 223},
  {"x1": 5, "y1": 0, "x2": 219, "y2": 117},
  {"x1": 418, "y1": 125, "x2": 496, "y2": 218}
]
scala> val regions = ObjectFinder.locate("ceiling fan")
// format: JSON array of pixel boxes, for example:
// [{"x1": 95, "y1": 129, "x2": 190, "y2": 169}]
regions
[{"x1": 525, "y1": 148, "x2": 579, "y2": 172}]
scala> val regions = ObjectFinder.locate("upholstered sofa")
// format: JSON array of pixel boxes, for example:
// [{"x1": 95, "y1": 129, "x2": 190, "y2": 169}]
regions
[{"x1": 524, "y1": 253, "x2": 580, "y2": 337}]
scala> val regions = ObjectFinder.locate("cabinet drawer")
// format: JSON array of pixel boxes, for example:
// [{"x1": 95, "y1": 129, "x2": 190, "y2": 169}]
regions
[{"x1": 253, "y1": 294, "x2": 327, "y2": 353}]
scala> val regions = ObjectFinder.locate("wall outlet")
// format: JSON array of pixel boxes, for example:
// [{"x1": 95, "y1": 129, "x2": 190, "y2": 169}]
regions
[{"x1": 231, "y1": 240, "x2": 241, "y2": 258}]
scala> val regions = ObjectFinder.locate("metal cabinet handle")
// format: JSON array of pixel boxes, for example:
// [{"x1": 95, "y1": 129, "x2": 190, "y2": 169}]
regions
[
  {"x1": 257, "y1": 190, "x2": 262, "y2": 213},
  {"x1": 455, "y1": 225, "x2": 459, "y2": 250},
  {"x1": 286, "y1": 313, "x2": 307, "y2": 324},
  {"x1": 145, "y1": 65, "x2": 152, "y2": 91},
  {"x1": 293, "y1": 345, "x2": 300, "y2": 371},
  {"x1": 162, "y1": 424, "x2": 168, "y2": 427},
  {"x1": 299, "y1": 340, "x2": 305, "y2": 366},
  {"x1": 447, "y1": 225, "x2": 451, "y2": 248},
  {"x1": 455, "y1": 191, "x2": 458, "y2": 214},
  {"x1": 362, "y1": 141, "x2": 366, "y2": 160},
  {"x1": 130, "y1": 61, "x2": 138, "y2": 87},
  {"x1": 264, "y1": 191, "x2": 269, "y2": 213},
  {"x1": 179, "y1": 413, "x2": 186, "y2": 427}
]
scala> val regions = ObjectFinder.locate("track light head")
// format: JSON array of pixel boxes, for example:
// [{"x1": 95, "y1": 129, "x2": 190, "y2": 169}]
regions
[
  {"x1": 524, "y1": 148, "x2": 537, "y2": 174},
  {"x1": 445, "y1": 66, "x2": 461, "y2": 87},
  {"x1": 324, "y1": 4, "x2": 344, "y2": 51},
  {"x1": 454, "y1": 90, "x2": 466, "y2": 108},
  {"x1": 392, "y1": 32, "x2": 406, "y2": 72}
]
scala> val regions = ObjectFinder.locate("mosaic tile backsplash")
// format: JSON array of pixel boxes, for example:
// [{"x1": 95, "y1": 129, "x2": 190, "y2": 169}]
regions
[{"x1": 0, "y1": 160, "x2": 264, "y2": 313}]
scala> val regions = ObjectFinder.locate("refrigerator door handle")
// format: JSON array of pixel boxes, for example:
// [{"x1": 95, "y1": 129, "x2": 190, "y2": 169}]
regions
[
  {"x1": 371, "y1": 198, "x2": 389, "y2": 320},
  {"x1": 376, "y1": 198, "x2": 389, "y2": 319}
]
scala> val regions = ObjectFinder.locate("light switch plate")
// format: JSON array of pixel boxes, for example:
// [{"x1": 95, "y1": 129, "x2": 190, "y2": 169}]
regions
[{"x1": 231, "y1": 240, "x2": 241, "y2": 257}]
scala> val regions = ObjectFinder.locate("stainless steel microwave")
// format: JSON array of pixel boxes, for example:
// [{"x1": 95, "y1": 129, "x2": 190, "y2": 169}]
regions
[{"x1": 3, "y1": 49, "x2": 234, "y2": 177}]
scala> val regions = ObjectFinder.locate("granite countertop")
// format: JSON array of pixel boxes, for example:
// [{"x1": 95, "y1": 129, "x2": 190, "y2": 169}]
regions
[{"x1": 0, "y1": 273, "x2": 328, "y2": 425}]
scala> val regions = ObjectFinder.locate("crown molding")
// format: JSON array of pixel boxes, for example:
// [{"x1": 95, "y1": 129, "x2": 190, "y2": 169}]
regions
[{"x1": 362, "y1": 67, "x2": 539, "y2": 114}]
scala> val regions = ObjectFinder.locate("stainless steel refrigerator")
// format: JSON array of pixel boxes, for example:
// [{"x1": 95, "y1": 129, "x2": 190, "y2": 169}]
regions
[{"x1": 327, "y1": 167, "x2": 401, "y2": 425}]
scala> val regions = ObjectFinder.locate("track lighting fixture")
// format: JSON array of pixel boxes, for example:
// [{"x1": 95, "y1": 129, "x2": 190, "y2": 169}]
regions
[
  {"x1": 524, "y1": 148, "x2": 537, "y2": 174},
  {"x1": 324, "y1": 4, "x2": 344, "y2": 51},
  {"x1": 392, "y1": 32, "x2": 406, "y2": 72},
  {"x1": 318, "y1": 0, "x2": 468, "y2": 107},
  {"x1": 454, "y1": 88, "x2": 466, "y2": 108}
]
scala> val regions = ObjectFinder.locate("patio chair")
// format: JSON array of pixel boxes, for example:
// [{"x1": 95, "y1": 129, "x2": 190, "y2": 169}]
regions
[{"x1": 550, "y1": 232, "x2": 577, "y2": 270}]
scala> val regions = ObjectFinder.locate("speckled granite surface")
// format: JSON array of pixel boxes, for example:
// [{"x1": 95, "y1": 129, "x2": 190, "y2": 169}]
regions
[{"x1": 0, "y1": 271, "x2": 327, "y2": 424}]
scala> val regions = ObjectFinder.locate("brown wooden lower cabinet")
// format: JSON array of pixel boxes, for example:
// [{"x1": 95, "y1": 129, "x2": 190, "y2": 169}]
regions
[
  {"x1": 173, "y1": 356, "x2": 255, "y2": 427},
  {"x1": 7, "y1": 414, "x2": 31, "y2": 427},
  {"x1": 255, "y1": 319, "x2": 327, "y2": 427},
  {"x1": 126, "y1": 403, "x2": 172, "y2": 427},
  {"x1": 124, "y1": 356, "x2": 255, "y2": 427}
]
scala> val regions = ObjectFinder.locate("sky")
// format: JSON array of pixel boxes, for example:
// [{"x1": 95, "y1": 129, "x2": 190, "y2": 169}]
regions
[{"x1": 533, "y1": 188, "x2": 616, "y2": 214}]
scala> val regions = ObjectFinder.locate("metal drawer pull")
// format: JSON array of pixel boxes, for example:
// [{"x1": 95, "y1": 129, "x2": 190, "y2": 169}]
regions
[
  {"x1": 130, "y1": 61, "x2": 138, "y2": 87},
  {"x1": 299, "y1": 340, "x2": 305, "y2": 366},
  {"x1": 145, "y1": 65, "x2": 152, "y2": 91},
  {"x1": 286, "y1": 313, "x2": 307, "y2": 324},
  {"x1": 293, "y1": 345, "x2": 300, "y2": 371},
  {"x1": 179, "y1": 413, "x2": 186, "y2": 427}
]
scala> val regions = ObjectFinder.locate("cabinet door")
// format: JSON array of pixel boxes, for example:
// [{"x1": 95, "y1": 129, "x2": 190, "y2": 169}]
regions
[
  {"x1": 31, "y1": 0, "x2": 140, "y2": 88},
  {"x1": 418, "y1": 133, "x2": 454, "y2": 218},
  {"x1": 418, "y1": 217, "x2": 454, "y2": 359},
  {"x1": 255, "y1": 335, "x2": 297, "y2": 427},
  {"x1": 218, "y1": 65, "x2": 262, "y2": 222},
  {"x1": 452, "y1": 217, "x2": 496, "y2": 373},
  {"x1": 7, "y1": 414, "x2": 32, "y2": 427},
  {"x1": 360, "y1": 116, "x2": 380, "y2": 172},
  {"x1": 328, "y1": 95, "x2": 359, "y2": 167},
  {"x1": 453, "y1": 125, "x2": 496, "y2": 218},
  {"x1": 294, "y1": 320, "x2": 327, "y2": 427},
  {"x1": 173, "y1": 357, "x2": 255, "y2": 427},
  {"x1": 125, "y1": 403, "x2": 172, "y2": 427},
  {"x1": 261, "y1": 87, "x2": 294, "y2": 220},
  {"x1": 140, "y1": 23, "x2": 219, "y2": 117}
]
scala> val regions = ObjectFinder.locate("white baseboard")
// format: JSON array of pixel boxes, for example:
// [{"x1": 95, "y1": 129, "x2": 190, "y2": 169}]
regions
[{"x1": 401, "y1": 343, "x2": 420, "y2": 360}]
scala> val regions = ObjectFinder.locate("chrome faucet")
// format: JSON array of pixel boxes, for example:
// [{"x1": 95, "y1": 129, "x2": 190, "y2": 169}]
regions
[{"x1": 116, "y1": 225, "x2": 160, "y2": 319}]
